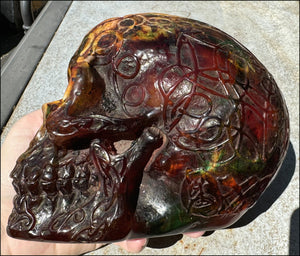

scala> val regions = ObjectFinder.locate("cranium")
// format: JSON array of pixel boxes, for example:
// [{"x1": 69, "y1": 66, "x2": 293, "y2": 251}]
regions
[{"x1": 7, "y1": 13, "x2": 289, "y2": 242}]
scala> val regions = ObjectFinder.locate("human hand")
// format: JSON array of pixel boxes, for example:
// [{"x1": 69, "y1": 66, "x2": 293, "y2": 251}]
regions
[{"x1": 1, "y1": 110, "x2": 204, "y2": 255}]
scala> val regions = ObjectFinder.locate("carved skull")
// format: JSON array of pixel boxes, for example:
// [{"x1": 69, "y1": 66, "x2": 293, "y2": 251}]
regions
[{"x1": 7, "y1": 13, "x2": 289, "y2": 242}]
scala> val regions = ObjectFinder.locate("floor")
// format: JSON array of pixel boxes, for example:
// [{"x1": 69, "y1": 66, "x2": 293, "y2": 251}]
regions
[{"x1": 1, "y1": 1, "x2": 299, "y2": 255}]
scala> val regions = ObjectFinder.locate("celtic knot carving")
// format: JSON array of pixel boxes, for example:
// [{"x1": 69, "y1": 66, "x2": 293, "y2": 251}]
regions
[{"x1": 7, "y1": 13, "x2": 289, "y2": 242}]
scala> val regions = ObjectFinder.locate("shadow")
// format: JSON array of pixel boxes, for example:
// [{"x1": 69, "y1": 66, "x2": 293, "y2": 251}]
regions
[
  {"x1": 289, "y1": 208, "x2": 299, "y2": 255},
  {"x1": 202, "y1": 231, "x2": 215, "y2": 237},
  {"x1": 229, "y1": 142, "x2": 296, "y2": 228},
  {"x1": 147, "y1": 234, "x2": 183, "y2": 249},
  {"x1": 146, "y1": 230, "x2": 215, "y2": 249}
]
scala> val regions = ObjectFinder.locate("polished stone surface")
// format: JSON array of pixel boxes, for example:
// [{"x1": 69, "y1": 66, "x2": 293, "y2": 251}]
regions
[{"x1": 1, "y1": 1, "x2": 299, "y2": 255}]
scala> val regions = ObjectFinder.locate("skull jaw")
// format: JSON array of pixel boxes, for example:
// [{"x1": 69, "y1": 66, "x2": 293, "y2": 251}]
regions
[{"x1": 7, "y1": 124, "x2": 168, "y2": 243}]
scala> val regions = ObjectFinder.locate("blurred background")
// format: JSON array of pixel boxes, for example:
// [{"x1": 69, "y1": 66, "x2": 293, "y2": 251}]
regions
[{"x1": 1, "y1": 0, "x2": 47, "y2": 67}]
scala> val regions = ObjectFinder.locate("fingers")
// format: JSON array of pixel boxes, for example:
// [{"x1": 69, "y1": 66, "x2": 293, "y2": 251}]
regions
[
  {"x1": 114, "y1": 232, "x2": 203, "y2": 253},
  {"x1": 13, "y1": 109, "x2": 43, "y2": 134},
  {"x1": 115, "y1": 231, "x2": 203, "y2": 253},
  {"x1": 115, "y1": 238, "x2": 148, "y2": 253},
  {"x1": 184, "y1": 231, "x2": 205, "y2": 238}
]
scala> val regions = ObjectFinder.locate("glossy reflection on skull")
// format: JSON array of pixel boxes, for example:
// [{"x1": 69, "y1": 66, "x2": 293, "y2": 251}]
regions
[{"x1": 7, "y1": 13, "x2": 289, "y2": 242}]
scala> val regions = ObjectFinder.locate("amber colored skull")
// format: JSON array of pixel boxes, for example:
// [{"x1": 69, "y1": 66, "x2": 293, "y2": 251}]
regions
[{"x1": 7, "y1": 13, "x2": 289, "y2": 242}]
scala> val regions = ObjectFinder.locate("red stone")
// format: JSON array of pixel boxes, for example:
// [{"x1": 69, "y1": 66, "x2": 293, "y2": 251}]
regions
[{"x1": 7, "y1": 13, "x2": 289, "y2": 242}]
